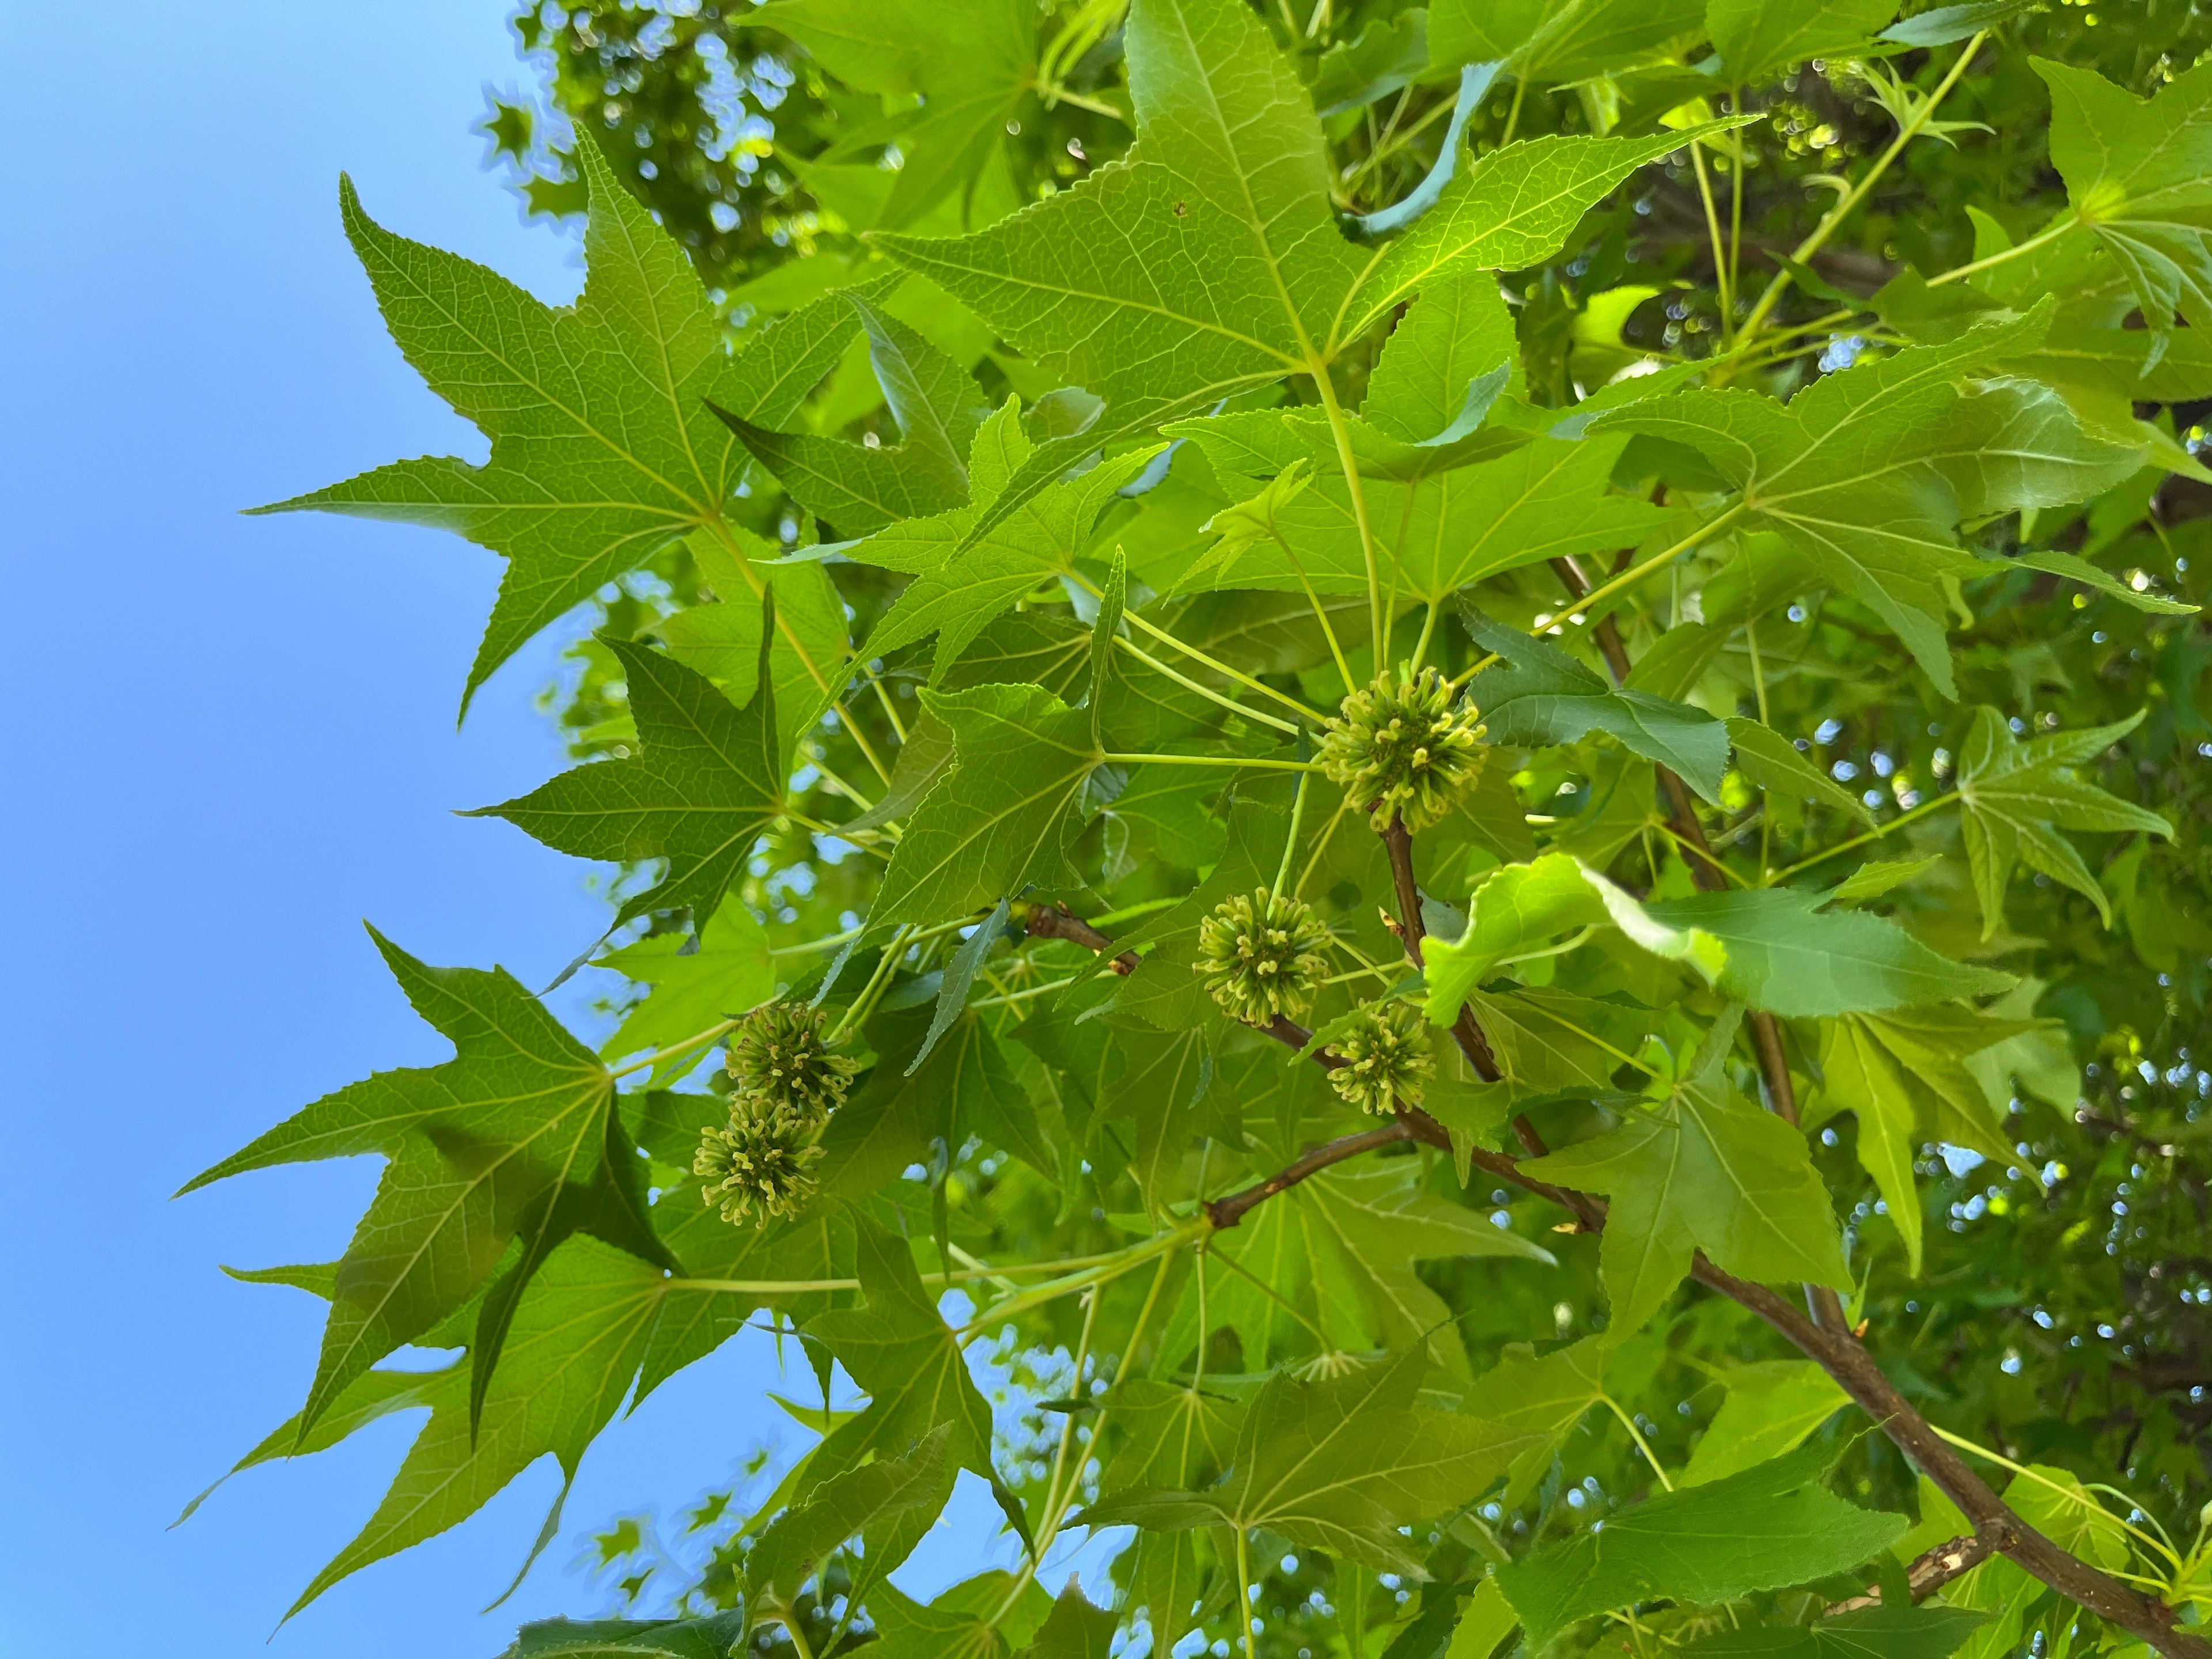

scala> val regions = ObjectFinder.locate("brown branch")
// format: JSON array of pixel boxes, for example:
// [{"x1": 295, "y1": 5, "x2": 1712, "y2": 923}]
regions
[
  {"x1": 1826, "y1": 1532, "x2": 1999, "y2": 1616},
  {"x1": 1017, "y1": 900, "x2": 1139, "y2": 973},
  {"x1": 1381, "y1": 811, "x2": 1503, "y2": 1081},
  {"x1": 1206, "y1": 1119, "x2": 1416, "y2": 1228}
]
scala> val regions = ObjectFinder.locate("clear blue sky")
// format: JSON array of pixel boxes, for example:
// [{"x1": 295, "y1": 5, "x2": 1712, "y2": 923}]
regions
[{"x1": 0, "y1": 5, "x2": 1028, "y2": 1654}]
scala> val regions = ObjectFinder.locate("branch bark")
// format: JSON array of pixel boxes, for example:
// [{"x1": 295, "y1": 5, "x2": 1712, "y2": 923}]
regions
[{"x1": 1825, "y1": 1532, "x2": 1998, "y2": 1616}]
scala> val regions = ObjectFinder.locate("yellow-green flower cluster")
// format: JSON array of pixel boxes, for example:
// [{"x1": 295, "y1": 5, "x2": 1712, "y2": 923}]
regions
[
  {"x1": 1327, "y1": 1001, "x2": 1434, "y2": 1116},
  {"x1": 1195, "y1": 887, "x2": 1332, "y2": 1025},
  {"x1": 694, "y1": 1104, "x2": 824, "y2": 1227},
  {"x1": 727, "y1": 1001, "x2": 858, "y2": 1123},
  {"x1": 695, "y1": 1003, "x2": 857, "y2": 1230},
  {"x1": 1319, "y1": 666, "x2": 1485, "y2": 831}
]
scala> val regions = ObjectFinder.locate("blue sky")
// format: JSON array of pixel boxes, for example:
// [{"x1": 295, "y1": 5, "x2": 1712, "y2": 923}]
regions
[{"x1": 0, "y1": 4, "x2": 1049, "y2": 1653}]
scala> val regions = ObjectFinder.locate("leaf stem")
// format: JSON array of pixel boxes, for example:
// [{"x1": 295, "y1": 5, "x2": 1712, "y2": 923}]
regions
[
  {"x1": 609, "y1": 1016, "x2": 740, "y2": 1080},
  {"x1": 1926, "y1": 211, "x2": 2081, "y2": 288},
  {"x1": 1306, "y1": 364, "x2": 1389, "y2": 666},
  {"x1": 1734, "y1": 32, "x2": 1987, "y2": 347},
  {"x1": 1769, "y1": 791, "x2": 1957, "y2": 880},
  {"x1": 1274, "y1": 769, "x2": 1311, "y2": 895},
  {"x1": 1690, "y1": 139, "x2": 1733, "y2": 347},
  {"x1": 1929, "y1": 1426, "x2": 2180, "y2": 1570},
  {"x1": 1101, "y1": 751, "x2": 1320, "y2": 772},
  {"x1": 1237, "y1": 1522, "x2": 1258, "y2": 1659},
  {"x1": 1565, "y1": 503, "x2": 1749, "y2": 630},
  {"x1": 1117, "y1": 635, "x2": 1303, "y2": 734},
  {"x1": 1100, "y1": 594, "x2": 1329, "y2": 724}
]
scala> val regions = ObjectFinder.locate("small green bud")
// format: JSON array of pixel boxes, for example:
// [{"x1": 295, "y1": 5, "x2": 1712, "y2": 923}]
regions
[
  {"x1": 1327, "y1": 1000, "x2": 1435, "y2": 1116},
  {"x1": 695, "y1": 1101, "x2": 825, "y2": 1228},
  {"x1": 1195, "y1": 887, "x2": 1332, "y2": 1025},
  {"x1": 1319, "y1": 666, "x2": 1486, "y2": 832},
  {"x1": 727, "y1": 1002, "x2": 858, "y2": 1127}
]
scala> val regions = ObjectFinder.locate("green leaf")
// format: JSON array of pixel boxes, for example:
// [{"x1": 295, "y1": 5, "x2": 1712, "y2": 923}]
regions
[
  {"x1": 851, "y1": 405, "x2": 1155, "y2": 677},
  {"x1": 1679, "y1": 1605, "x2": 1990, "y2": 1657},
  {"x1": 1709, "y1": 0, "x2": 1899, "y2": 86},
  {"x1": 819, "y1": 1012, "x2": 1036, "y2": 1196},
  {"x1": 1017, "y1": 1585, "x2": 1118, "y2": 1659},
  {"x1": 649, "y1": 535, "x2": 855, "y2": 755},
  {"x1": 1081, "y1": 1350, "x2": 1535, "y2": 1577},
  {"x1": 1463, "y1": 612, "x2": 1730, "y2": 800},
  {"x1": 1600, "y1": 309, "x2": 2066, "y2": 697},
  {"x1": 802, "y1": 1214, "x2": 997, "y2": 1486},
  {"x1": 713, "y1": 294, "x2": 990, "y2": 536},
  {"x1": 1955, "y1": 704, "x2": 2170, "y2": 935},
  {"x1": 1814, "y1": 1004, "x2": 2045, "y2": 1274},
  {"x1": 873, "y1": 681, "x2": 1102, "y2": 925},
  {"x1": 1881, "y1": 0, "x2": 2031, "y2": 48},
  {"x1": 1679, "y1": 1361, "x2": 1847, "y2": 1487},
  {"x1": 1829, "y1": 855, "x2": 1943, "y2": 904},
  {"x1": 1643, "y1": 888, "x2": 2014, "y2": 1017},
  {"x1": 876, "y1": 0, "x2": 1366, "y2": 533},
  {"x1": 1445, "y1": 1578, "x2": 1521, "y2": 1659},
  {"x1": 2034, "y1": 57, "x2": 2212, "y2": 373},
  {"x1": 747, "y1": 1423, "x2": 950, "y2": 1616},
  {"x1": 474, "y1": 609, "x2": 783, "y2": 933},
  {"x1": 1495, "y1": 1443, "x2": 1909, "y2": 1645},
  {"x1": 501, "y1": 1612, "x2": 755, "y2": 1657},
  {"x1": 286, "y1": 1237, "x2": 672, "y2": 1619},
  {"x1": 255, "y1": 139, "x2": 859, "y2": 711},
  {"x1": 181, "y1": 930, "x2": 661, "y2": 1441},
  {"x1": 1461, "y1": 1334, "x2": 1612, "y2": 1505},
  {"x1": 2005, "y1": 547, "x2": 2198, "y2": 615},
  {"x1": 1209, "y1": 1163, "x2": 1556, "y2": 1377},
  {"x1": 596, "y1": 893, "x2": 774, "y2": 1077},
  {"x1": 1522, "y1": 1063, "x2": 1850, "y2": 1332},
  {"x1": 495, "y1": 1611, "x2": 750, "y2": 1657},
  {"x1": 1429, "y1": 0, "x2": 1706, "y2": 84},
  {"x1": 1725, "y1": 715, "x2": 1876, "y2": 825},
  {"x1": 1424, "y1": 853, "x2": 1726, "y2": 1027},
  {"x1": 1340, "y1": 121, "x2": 1751, "y2": 343},
  {"x1": 1311, "y1": 10, "x2": 1430, "y2": 115}
]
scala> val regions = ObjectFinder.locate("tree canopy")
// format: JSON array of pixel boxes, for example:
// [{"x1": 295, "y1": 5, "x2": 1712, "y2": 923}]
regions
[{"x1": 193, "y1": 1, "x2": 2212, "y2": 1656}]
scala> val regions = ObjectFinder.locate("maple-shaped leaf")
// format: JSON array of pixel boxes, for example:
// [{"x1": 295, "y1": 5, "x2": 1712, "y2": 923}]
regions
[
  {"x1": 746, "y1": 1425, "x2": 950, "y2": 1622},
  {"x1": 801, "y1": 1215, "x2": 996, "y2": 1488},
  {"x1": 1954, "y1": 705, "x2": 2169, "y2": 937},
  {"x1": 182, "y1": 930, "x2": 669, "y2": 1440},
  {"x1": 1496, "y1": 1443, "x2": 1908, "y2": 1645},
  {"x1": 1521, "y1": 1018, "x2": 1850, "y2": 1332},
  {"x1": 279, "y1": 1237, "x2": 672, "y2": 1619},
  {"x1": 843, "y1": 398, "x2": 1158, "y2": 676},
  {"x1": 711, "y1": 293, "x2": 991, "y2": 537},
  {"x1": 1599, "y1": 307, "x2": 2136, "y2": 697},
  {"x1": 871, "y1": 652, "x2": 1111, "y2": 926},
  {"x1": 255, "y1": 135, "x2": 862, "y2": 711},
  {"x1": 594, "y1": 892, "x2": 775, "y2": 1078},
  {"x1": 1681, "y1": 1605, "x2": 1990, "y2": 1657},
  {"x1": 2035, "y1": 57, "x2": 2212, "y2": 373},
  {"x1": 1205, "y1": 1163, "x2": 1555, "y2": 1377},
  {"x1": 1080, "y1": 1349, "x2": 1532, "y2": 1577},
  {"x1": 472, "y1": 597, "x2": 785, "y2": 933},
  {"x1": 1815, "y1": 1003, "x2": 2047, "y2": 1275}
]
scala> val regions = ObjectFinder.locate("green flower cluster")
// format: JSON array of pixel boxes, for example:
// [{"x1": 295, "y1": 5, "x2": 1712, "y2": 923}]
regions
[
  {"x1": 694, "y1": 1104, "x2": 824, "y2": 1227},
  {"x1": 1327, "y1": 1001, "x2": 1434, "y2": 1116},
  {"x1": 694, "y1": 1003, "x2": 857, "y2": 1229},
  {"x1": 1319, "y1": 666, "x2": 1485, "y2": 831},
  {"x1": 1195, "y1": 886, "x2": 1332, "y2": 1025}
]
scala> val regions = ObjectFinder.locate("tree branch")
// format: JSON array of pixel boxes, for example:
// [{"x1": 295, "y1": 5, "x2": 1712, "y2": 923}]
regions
[
  {"x1": 1825, "y1": 1532, "x2": 1998, "y2": 1616},
  {"x1": 1381, "y1": 812, "x2": 1503, "y2": 1082},
  {"x1": 1017, "y1": 900, "x2": 1140, "y2": 973},
  {"x1": 1016, "y1": 884, "x2": 2209, "y2": 1654}
]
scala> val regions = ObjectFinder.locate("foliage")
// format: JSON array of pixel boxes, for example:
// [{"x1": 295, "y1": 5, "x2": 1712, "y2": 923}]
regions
[{"x1": 192, "y1": 1, "x2": 2212, "y2": 1656}]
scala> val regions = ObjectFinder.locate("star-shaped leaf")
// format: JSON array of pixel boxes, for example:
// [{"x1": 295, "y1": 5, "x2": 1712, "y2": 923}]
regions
[
  {"x1": 2035, "y1": 56, "x2": 2212, "y2": 373},
  {"x1": 1080, "y1": 1349, "x2": 1533, "y2": 1577},
  {"x1": 1522, "y1": 1029, "x2": 1850, "y2": 1333},
  {"x1": 1600, "y1": 309, "x2": 2096, "y2": 697},
  {"x1": 1496, "y1": 1443, "x2": 1908, "y2": 1646},
  {"x1": 472, "y1": 595, "x2": 785, "y2": 932},
  {"x1": 712, "y1": 293, "x2": 991, "y2": 537},
  {"x1": 802, "y1": 1215, "x2": 997, "y2": 1487},
  {"x1": 1955, "y1": 704, "x2": 2170, "y2": 936},
  {"x1": 182, "y1": 928, "x2": 666, "y2": 1440},
  {"x1": 255, "y1": 135, "x2": 862, "y2": 711}
]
